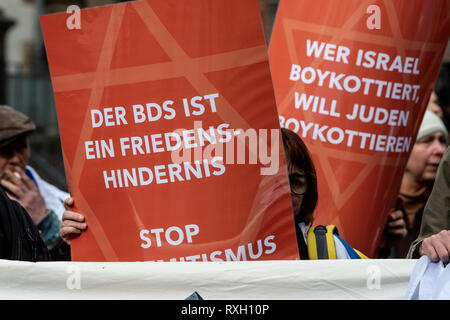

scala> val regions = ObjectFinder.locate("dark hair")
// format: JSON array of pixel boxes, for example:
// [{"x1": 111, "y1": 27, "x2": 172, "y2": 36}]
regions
[
  {"x1": 281, "y1": 128, "x2": 318, "y2": 224},
  {"x1": 435, "y1": 64, "x2": 450, "y2": 107}
]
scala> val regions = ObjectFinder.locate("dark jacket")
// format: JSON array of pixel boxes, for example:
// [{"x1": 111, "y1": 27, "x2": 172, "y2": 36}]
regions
[{"x1": 0, "y1": 187, "x2": 51, "y2": 261}]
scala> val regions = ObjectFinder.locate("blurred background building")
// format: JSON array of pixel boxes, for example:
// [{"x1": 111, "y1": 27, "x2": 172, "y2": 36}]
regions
[{"x1": 0, "y1": 0, "x2": 449, "y2": 192}]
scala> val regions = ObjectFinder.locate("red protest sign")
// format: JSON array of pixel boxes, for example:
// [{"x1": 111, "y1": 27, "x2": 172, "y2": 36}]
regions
[
  {"x1": 269, "y1": 0, "x2": 450, "y2": 257},
  {"x1": 41, "y1": 0, "x2": 299, "y2": 261}
]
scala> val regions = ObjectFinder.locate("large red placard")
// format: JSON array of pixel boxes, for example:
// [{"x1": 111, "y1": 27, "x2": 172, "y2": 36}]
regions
[
  {"x1": 42, "y1": 0, "x2": 299, "y2": 261},
  {"x1": 269, "y1": 0, "x2": 450, "y2": 257}
]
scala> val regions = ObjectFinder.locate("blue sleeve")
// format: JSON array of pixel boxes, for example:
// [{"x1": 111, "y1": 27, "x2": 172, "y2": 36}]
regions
[{"x1": 37, "y1": 209, "x2": 62, "y2": 250}]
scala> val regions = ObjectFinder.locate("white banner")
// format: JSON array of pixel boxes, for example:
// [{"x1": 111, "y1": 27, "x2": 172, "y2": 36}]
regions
[{"x1": 0, "y1": 259, "x2": 416, "y2": 300}]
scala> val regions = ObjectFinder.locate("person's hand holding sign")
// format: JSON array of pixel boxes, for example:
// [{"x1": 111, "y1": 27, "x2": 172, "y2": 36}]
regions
[{"x1": 60, "y1": 197, "x2": 87, "y2": 244}]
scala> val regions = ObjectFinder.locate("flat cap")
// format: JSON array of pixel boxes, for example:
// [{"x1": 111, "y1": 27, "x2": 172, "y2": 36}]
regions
[{"x1": 0, "y1": 105, "x2": 36, "y2": 148}]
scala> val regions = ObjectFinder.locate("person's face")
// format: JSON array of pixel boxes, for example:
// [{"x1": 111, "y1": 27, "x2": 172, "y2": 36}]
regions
[
  {"x1": 427, "y1": 92, "x2": 444, "y2": 119},
  {"x1": 0, "y1": 136, "x2": 30, "y2": 179},
  {"x1": 288, "y1": 164, "x2": 307, "y2": 218},
  {"x1": 406, "y1": 131, "x2": 447, "y2": 183}
]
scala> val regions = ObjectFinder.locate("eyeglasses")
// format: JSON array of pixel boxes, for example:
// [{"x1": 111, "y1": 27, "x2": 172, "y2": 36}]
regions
[{"x1": 289, "y1": 173, "x2": 308, "y2": 196}]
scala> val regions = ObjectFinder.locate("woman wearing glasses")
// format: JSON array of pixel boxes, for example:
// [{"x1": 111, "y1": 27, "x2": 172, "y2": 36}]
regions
[{"x1": 281, "y1": 128, "x2": 369, "y2": 259}]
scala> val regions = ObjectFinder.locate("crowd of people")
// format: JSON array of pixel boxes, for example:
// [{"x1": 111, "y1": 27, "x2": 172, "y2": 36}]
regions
[{"x1": 0, "y1": 0, "x2": 448, "y2": 265}]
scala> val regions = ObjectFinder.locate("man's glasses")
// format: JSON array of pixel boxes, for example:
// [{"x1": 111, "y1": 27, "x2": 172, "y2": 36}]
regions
[{"x1": 289, "y1": 173, "x2": 308, "y2": 196}]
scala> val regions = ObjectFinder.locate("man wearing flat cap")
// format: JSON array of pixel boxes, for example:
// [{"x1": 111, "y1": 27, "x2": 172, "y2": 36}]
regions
[{"x1": 0, "y1": 105, "x2": 69, "y2": 258}]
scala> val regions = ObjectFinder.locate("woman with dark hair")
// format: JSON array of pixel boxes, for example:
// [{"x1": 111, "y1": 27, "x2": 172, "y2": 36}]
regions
[
  {"x1": 281, "y1": 128, "x2": 368, "y2": 259},
  {"x1": 281, "y1": 128, "x2": 317, "y2": 225}
]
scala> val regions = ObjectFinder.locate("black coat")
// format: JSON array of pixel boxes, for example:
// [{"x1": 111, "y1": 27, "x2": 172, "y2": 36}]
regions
[{"x1": 0, "y1": 187, "x2": 51, "y2": 261}]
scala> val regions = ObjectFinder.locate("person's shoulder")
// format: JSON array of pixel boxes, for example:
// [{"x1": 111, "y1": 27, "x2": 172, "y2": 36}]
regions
[
  {"x1": 439, "y1": 146, "x2": 450, "y2": 179},
  {"x1": 443, "y1": 146, "x2": 450, "y2": 163},
  {"x1": 26, "y1": 166, "x2": 69, "y2": 195}
]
